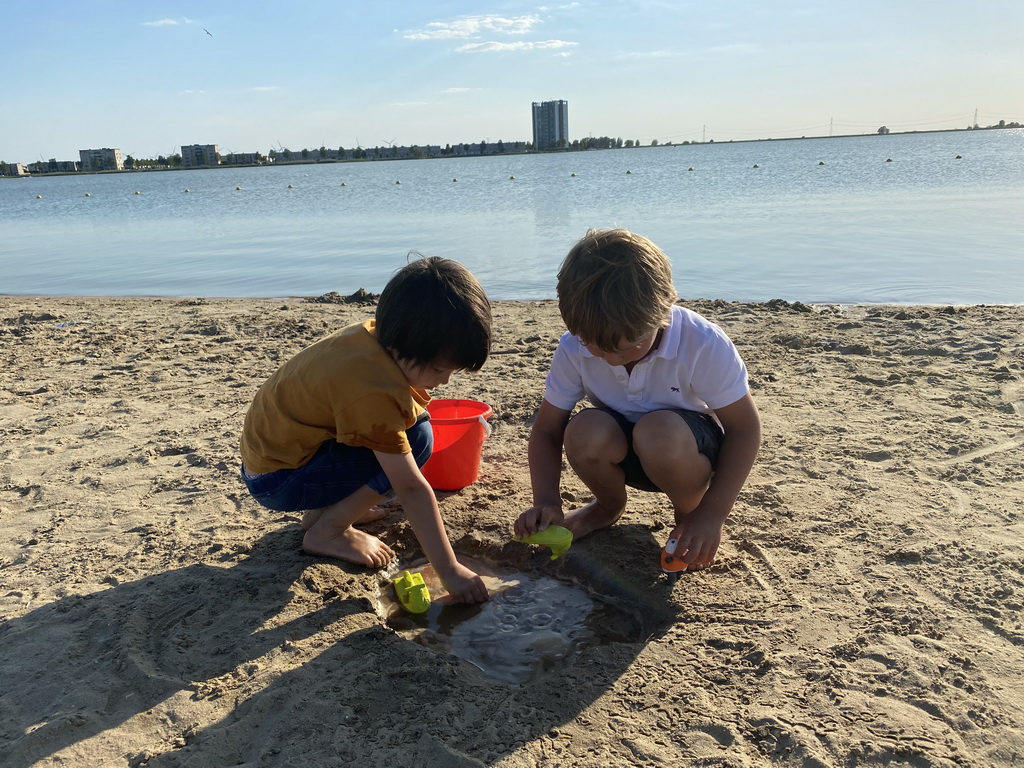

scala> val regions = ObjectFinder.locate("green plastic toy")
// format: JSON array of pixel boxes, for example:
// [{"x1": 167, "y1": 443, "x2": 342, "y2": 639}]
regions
[
  {"x1": 392, "y1": 570, "x2": 431, "y2": 613},
  {"x1": 516, "y1": 525, "x2": 574, "y2": 560}
]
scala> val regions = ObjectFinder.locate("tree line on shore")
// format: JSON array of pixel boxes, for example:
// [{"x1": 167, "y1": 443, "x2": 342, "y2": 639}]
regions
[{"x1": 3, "y1": 120, "x2": 1020, "y2": 175}]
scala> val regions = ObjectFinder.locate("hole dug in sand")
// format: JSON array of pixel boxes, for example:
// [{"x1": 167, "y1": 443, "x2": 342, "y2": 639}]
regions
[{"x1": 375, "y1": 551, "x2": 649, "y2": 686}]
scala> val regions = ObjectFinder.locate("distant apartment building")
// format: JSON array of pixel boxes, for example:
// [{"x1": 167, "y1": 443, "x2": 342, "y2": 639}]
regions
[
  {"x1": 452, "y1": 141, "x2": 529, "y2": 156},
  {"x1": 28, "y1": 160, "x2": 80, "y2": 174},
  {"x1": 532, "y1": 100, "x2": 569, "y2": 150},
  {"x1": 222, "y1": 152, "x2": 261, "y2": 166},
  {"x1": 1, "y1": 162, "x2": 29, "y2": 176},
  {"x1": 79, "y1": 148, "x2": 124, "y2": 172},
  {"x1": 181, "y1": 144, "x2": 220, "y2": 168}
]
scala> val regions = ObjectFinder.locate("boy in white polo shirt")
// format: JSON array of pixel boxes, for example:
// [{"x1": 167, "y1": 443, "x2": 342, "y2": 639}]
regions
[{"x1": 514, "y1": 229, "x2": 761, "y2": 571}]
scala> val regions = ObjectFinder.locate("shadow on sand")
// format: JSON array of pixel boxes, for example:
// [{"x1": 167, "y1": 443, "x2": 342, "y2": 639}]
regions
[{"x1": 1, "y1": 525, "x2": 677, "y2": 767}]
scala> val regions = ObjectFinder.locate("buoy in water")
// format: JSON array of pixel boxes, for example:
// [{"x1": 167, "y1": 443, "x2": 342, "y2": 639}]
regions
[
  {"x1": 886, "y1": 158, "x2": 893, "y2": 162},
  {"x1": 753, "y1": 164, "x2": 760, "y2": 169},
  {"x1": 509, "y1": 175, "x2": 515, "y2": 180},
  {"x1": 818, "y1": 161, "x2": 825, "y2": 166},
  {"x1": 287, "y1": 184, "x2": 294, "y2": 188},
  {"x1": 36, "y1": 195, "x2": 42, "y2": 199},
  {"x1": 570, "y1": 172, "x2": 577, "y2": 177},
  {"x1": 452, "y1": 178, "x2": 457, "y2": 182},
  {"x1": 134, "y1": 191, "x2": 141, "y2": 195},
  {"x1": 955, "y1": 155, "x2": 962, "y2": 159},
  {"x1": 626, "y1": 170, "x2": 632, "y2": 174},
  {"x1": 395, "y1": 180, "x2": 401, "y2": 185},
  {"x1": 341, "y1": 182, "x2": 346, "y2": 186},
  {"x1": 236, "y1": 186, "x2": 242, "y2": 190},
  {"x1": 85, "y1": 193, "x2": 91, "y2": 197},
  {"x1": 184, "y1": 189, "x2": 190, "y2": 193},
  {"x1": 688, "y1": 167, "x2": 694, "y2": 171}
]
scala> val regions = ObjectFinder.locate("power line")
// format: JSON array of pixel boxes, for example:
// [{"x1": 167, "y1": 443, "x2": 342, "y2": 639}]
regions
[
  {"x1": 655, "y1": 111, "x2": 992, "y2": 143},
  {"x1": 701, "y1": 122, "x2": 832, "y2": 136},
  {"x1": 832, "y1": 112, "x2": 974, "y2": 129}
]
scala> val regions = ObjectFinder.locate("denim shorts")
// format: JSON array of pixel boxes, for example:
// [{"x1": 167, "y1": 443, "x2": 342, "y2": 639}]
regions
[
  {"x1": 576, "y1": 407, "x2": 724, "y2": 492},
  {"x1": 240, "y1": 413, "x2": 433, "y2": 512}
]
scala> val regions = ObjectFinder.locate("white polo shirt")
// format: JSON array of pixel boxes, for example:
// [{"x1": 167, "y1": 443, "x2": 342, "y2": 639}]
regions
[{"x1": 543, "y1": 305, "x2": 749, "y2": 423}]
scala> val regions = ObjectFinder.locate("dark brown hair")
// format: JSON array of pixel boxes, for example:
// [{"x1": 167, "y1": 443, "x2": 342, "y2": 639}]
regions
[{"x1": 375, "y1": 256, "x2": 491, "y2": 371}]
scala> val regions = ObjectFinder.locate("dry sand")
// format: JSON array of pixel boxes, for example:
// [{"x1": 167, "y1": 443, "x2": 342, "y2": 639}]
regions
[{"x1": 1, "y1": 295, "x2": 1022, "y2": 767}]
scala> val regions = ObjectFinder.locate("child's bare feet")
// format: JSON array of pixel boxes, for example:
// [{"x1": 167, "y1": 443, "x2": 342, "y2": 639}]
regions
[
  {"x1": 301, "y1": 508, "x2": 324, "y2": 531},
  {"x1": 562, "y1": 500, "x2": 625, "y2": 540},
  {"x1": 298, "y1": 486, "x2": 394, "y2": 566},
  {"x1": 302, "y1": 525, "x2": 394, "y2": 567},
  {"x1": 301, "y1": 504, "x2": 389, "y2": 531}
]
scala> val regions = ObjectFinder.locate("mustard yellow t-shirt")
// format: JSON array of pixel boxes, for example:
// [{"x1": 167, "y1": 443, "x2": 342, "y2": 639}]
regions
[{"x1": 240, "y1": 319, "x2": 429, "y2": 473}]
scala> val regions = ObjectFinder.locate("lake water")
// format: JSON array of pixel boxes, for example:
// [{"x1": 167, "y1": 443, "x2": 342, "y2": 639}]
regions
[{"x1": 2, "y1": 130, "x2": 1022, "y2": 304}]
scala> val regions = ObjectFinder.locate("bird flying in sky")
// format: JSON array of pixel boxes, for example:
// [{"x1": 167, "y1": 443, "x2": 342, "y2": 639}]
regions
[{"x1": 204, "y1": 28, "x2": 213, "y2": 37}]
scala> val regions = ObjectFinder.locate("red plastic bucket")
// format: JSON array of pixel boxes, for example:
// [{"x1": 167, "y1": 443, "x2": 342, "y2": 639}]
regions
[{"x1": 420, "y1": 399, "x2": 493, "y2": 491}]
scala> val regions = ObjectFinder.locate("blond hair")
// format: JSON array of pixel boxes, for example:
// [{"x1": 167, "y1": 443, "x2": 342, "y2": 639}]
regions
[{"x1": 556, "y1": 229, "x2": 678, "y2": 351}]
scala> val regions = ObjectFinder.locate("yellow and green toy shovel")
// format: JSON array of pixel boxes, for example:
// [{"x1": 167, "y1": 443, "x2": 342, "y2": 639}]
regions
[{"x1": 515, "y1": 525, "x2": 573, "y2": 560}]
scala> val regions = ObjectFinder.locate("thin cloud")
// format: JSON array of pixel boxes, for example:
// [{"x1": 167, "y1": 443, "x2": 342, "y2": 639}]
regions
[
  {"x1": 143, "y1": 17, "x2": 196, "y2": 27},
  {"x1": 250, "y1": 86, "x2": 280, "y2": 92},
  {"x1": 615, "y1": 43, "x2": 760, "y2": 60},
  {"x1": 405, "y1": 14, "x2": 540, "y2": 40},
  {"x1": 707, "y1": 43, "x2": 759, "y2": 55},
  {"x1": 443, "y1": 87, "x2": 478, "y2": 94},
  {"x1": 615, "y1": 49, "x2": 679, "y2": 59},
  {"x1": 457, "y1": 40, "x2": 577, "y2": 53}
]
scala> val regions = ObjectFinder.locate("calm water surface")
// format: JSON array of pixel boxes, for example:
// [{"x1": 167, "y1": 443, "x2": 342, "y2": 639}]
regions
[{"x1": 2, "y1": 130, "x2": 1022, "y2": 303}]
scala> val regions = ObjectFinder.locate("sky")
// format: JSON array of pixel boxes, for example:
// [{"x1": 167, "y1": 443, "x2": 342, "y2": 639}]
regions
[{"x1": 2, "y1": 0, "x2": 1021, "y2": 163}]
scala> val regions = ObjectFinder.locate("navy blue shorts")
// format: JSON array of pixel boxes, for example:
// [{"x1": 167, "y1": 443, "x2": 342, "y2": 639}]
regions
[
  {"x1": 576, "y1": 407, "x2": 723, "y2": 493},
  {"x1": 240, "y1": 414, "x2": 433, "y2": 512}
]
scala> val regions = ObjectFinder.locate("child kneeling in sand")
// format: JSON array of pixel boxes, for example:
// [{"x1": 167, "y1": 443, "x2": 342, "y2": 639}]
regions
[
  {"x1": 514, "y1": 229, "x2": 761, "y2": 571},
  {"x1": 241, "y1": 257, "x2": 491, "y2": 603}
]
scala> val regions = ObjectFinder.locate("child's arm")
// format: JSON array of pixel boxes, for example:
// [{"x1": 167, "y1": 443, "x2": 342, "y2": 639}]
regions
[
  {"x1": 672, "y1": 393, "x2": 761, "y2": 568},
  {"x1": 514, "y1": 399, "x2": 572, "y2": 538},
  {"x1": 374, "y1": 450, "x2": 489, "y2": 604}
]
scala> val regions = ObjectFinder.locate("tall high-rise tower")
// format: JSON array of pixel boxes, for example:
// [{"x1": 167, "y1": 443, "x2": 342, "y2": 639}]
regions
[{"x1": 532, "y1": 100, "x2": 569, "y2": 150}]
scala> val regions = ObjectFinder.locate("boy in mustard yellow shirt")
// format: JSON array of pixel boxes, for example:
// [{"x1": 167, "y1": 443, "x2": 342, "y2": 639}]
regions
[{"x1": 241, "y1": 258, "x2": 491, "y2": 603}]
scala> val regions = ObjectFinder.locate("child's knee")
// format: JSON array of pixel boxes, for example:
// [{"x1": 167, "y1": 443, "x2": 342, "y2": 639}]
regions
[
  {"x1": 633, "y1": 411, "x2": 699, "y2": 457},
  {"x1": 565, "y1": 409, "x2": 626, "y2": 461}
]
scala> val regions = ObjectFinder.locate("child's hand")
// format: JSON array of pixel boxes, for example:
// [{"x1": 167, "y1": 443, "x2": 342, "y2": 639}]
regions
[
  {"x1": 439, "y1": 562, "x2": 489, "y2": 604},
  {"x1": 668, "y1": 509, "x2": 724, "y2": 569},
  {"x1": 514, "y1": 504, "x2": 564, "y2": 538}
]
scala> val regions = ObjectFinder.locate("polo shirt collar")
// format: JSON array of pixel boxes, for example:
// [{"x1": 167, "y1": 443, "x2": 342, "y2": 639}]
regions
[{"x1": 573, "y1": 306, "x2": 681, "y2": 362}]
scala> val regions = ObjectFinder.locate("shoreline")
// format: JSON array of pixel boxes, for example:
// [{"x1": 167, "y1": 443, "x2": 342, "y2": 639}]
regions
[
  {"x1": 5, "y1": 125, "x2": 1018, "y2": 177},
  {"x1": 3, "y1": 293, "x2": 1022, "y2": 309},
  {"x1": 2, "y1": 295, "x2": 1022, "y2": 766}
]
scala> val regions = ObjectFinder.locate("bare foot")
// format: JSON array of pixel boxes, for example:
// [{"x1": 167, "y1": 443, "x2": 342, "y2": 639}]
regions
[
  {"x1": 301, "y1": 508, "x2": 325, "y2": 531},
  {"x1": 302, "y1": 525, "x2": 394, "y2": 567},
  {"x1": 301, "y1": 505, "x2": 389, "y2": 531},
  {"x1": 562, "y1": 500, "x2": 625, "y2": 540}
]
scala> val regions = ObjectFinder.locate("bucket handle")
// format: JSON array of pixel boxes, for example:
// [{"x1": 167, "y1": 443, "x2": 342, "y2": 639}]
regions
[{"x1": 479, "y1": 415, "x2": 492, "y2": 439}]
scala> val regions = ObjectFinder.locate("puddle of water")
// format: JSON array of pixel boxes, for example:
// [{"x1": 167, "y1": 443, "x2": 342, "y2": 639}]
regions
[{"x1": 378, "y1": 557, "x2": 641, "y2": 685}]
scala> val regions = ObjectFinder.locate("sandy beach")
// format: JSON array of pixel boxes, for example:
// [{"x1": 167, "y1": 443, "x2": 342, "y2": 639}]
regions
[{"x1": 1, "y1": 295, "x2": 1022, "y2": 767}]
